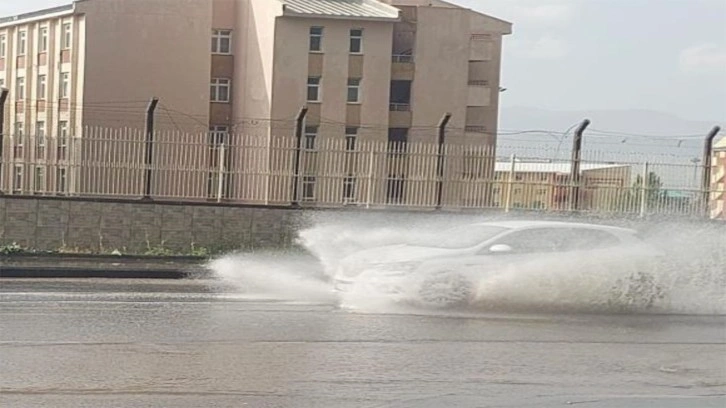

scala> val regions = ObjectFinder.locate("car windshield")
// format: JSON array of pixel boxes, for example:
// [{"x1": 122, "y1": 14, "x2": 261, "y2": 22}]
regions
[{"x1": 413, "y1": 225, "x2": 508, "y2": 249}]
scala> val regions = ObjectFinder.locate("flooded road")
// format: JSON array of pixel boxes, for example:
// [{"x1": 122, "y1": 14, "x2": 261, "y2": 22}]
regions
[{"x1": 1, "y1": 279, "x2": 724, "y2": 408}]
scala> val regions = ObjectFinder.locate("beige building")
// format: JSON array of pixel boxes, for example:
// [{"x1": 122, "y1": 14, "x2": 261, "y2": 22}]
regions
[
  {"x1": 711, "y1": 137, "x2": 726, "y2": 220},
  {"x1": 491, "y1": 162, "x2": 632, "y2": 211},
  {"x1": 0, "y1": 0, "x2": 511, "y2": 204}
]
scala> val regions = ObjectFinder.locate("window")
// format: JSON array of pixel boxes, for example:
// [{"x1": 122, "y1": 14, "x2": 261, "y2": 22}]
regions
[
  {"x1": 17, "y1": 31, "x2": 26, "y2": 55},
  {"x1": 56, "y1": 167, "x2": 67, "y2": 194},
  {"x1": 36, "y1": 121, "x2": 46, "y2": 159},
  {"x1": 347, "y1": 78, "x2": 361, "y2": 103},
  {"x1": 39, "y1": 27, "x2": 48, "y2": 52},
  {"x1": 304, "y1": 126, "x2": 317, "y2": 150},
  {"x1": 0, "y1": 34, "x2": 6, "y2": 57},
  {"x1": 13, "y1": 165, "x2": 23, "y2": 193},
  {"x1": 343, "y1": 176, "x2": 356, "y2": 201},
  {"x1": 16, "y1": 76, "x2": 25, "y2": 100},
  {"x1": 61, "y1": 23, "x2": 72, "y2": 49},
  {"x1": 34, "y1": 166, "x2": 45, "y2": 193},
  {"x1": 302, "y1": 176, "x2": 316, "y2": 200},
  {"x1": 210, "y1": 78, "x2": 230, "y2": 102},
  {"x1": 37, "y1": 74, "x2": 46, "y2": 99},
  {"x1": 207, "y1": 125, "x2": 230, "y2": 199},
  {"x1": 389, "y1": 80, "x2": 411, "y2": 111},
  {"x1": 345, "y1": 127, "x2": 357, "y2": 151},
  {"x1": 211, "y1": 29, "x2": 232, "y2": 54},
  {"x1": 60, "y1": 72, "x2": 69, "y2": 98},
  {"x1": 350, "y1": 29, "x2": 363, "y2": 53},
  {"x1": 209, "y1": 125, "x2": 229, "y2": 145},
  {"x1": 58, "y1": 121, "x2": 68, "y2": 160},
  {"x1": 309, "y1": 27, "x2": 323, "y2": 52},
  {"x1": 307, "y1": 76, "x2": 321, "y2": 102},
  {"x1": 13, "y1": 122, "x2": 24, "y2": 158}
]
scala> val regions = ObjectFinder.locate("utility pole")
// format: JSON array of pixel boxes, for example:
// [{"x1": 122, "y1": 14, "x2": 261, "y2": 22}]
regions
[
  {"x1": 0, "y1": 88, "x2": 8, "y2": 195},
  {"x1": 291, "y1": 106, "x2": 308, "y2": 207},
  {"x1": 701, "y1": 125, "x2": 721, "y2": 217},
  {"x1": 569, "y1": 119, "x2": 591, "y2": 211},
  {"x1": 143, "y1": 97, "x2": 159, "y2": 200},
  {"x1": 435, "y1": 113, "x2": 452, "y2": 209}
]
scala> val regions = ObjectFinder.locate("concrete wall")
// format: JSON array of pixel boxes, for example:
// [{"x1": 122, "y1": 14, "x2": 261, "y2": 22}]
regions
[{"x1": 0, "y1": 196, "x2": 298, "y2": 253}]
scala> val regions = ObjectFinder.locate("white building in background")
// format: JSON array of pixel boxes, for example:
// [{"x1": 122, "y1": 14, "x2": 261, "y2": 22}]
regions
[{"x1": 712, "y1": 137, "x2": 726, "y2": 220}]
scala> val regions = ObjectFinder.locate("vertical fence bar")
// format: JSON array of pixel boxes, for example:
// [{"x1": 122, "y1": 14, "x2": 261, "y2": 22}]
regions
[
  {"x1": 639, "y1": 161, "x2": 649, "y2": 218},
  {"x1": 505, "y1": 154, "x2": 516, "y2": 213},
  {"x1": 366, "y1": 143, "x2": 375, "y2": 209},
  {"x1": 143, "y1": 97, "x2": 159, "y2": 200},
  {"x1": 0, "y1": 88, "x2": 8, "y2": 194},
  {"x1": 217, "y1": 141, "x2": 225, "y2": 203}
]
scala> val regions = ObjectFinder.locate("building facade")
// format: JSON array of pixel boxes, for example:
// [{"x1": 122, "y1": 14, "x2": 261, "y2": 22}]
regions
[
  {"x1": 0, "y1": 0, "x2": 511, "y2": 205},
  {"x1": 711, "y1": 137, "x2": 726, "y2": 220}
]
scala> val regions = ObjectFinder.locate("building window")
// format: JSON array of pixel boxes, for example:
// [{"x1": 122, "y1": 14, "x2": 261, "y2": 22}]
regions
[
  {"x1": 58, "y1": 121, "x2": 68, "y2": 160},
  {"x1": 37, "y1": 74, "x2": 46, "y2": 100},
  {"x1": 350, "y1": 29, "x2": 363, "y2": 54},
  {"x1": 16, "y1": 76, "x2": 24, "y2": 100},
  {"x1": 211, "y1": 29, "x2": 232, "y2": 54},
  {"x1": 34, "y1": 166, "x2": 45, "y2": 193},
  {"x1": 307, "y1": 77, "x2": 321, "y2": 102},
  {"x1": 60, "y1": 72, "x2": 70, "y2": 98},
  {"x1": 207, "y1": 125, "x2": 230, "y2": 199},
  {"x1": 343, "y1": 176, "x2": 356, "y2": 202},
  {"x1": 13, "y1": 165, "x2": 23, "y2": 193},
  {"x1": 39, "y1": 27, "x2": 48, "y2": 52},
  {"x1": 13, "y1": 122, "x2": 24, "y2": 158},
  {"x1": 304, "y1": 126, "x2": 317, "y2": 150},
  {"x1": 210, "y1": 78, "x2": 230, "y2": 102},
  {"x1": 17, "y1": 31, "x2": 26, "y2": 56},
  {"x1": 0, "y1": 34, "x2": 6, "y2": 57},
  {"x1": 345, "y1": 127, "x2": 357, "y2": 151},
  {"x1": 62, "y1": 23, "x2": 72, "y2": 49},
  {"x1": 347, "y1": 78, "x2": 361, "y2": 103},
  {"x1": 389, "y1": 80, "x2": 412, "y2": 111},
  {"x1": 36, "y1": 121, "x2": 46, "y2": 159},
  {"x1": 302, "y1": 176, "x2": 316, "y2": 201},
  {"x1": 56, "y1": 167, "x2": 67, "y2": 194},
  {"x1": 309, "y1": 27, "x2": 323, "y2": 52}
]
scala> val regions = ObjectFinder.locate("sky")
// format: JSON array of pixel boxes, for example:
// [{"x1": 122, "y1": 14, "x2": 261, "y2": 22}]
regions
[{"x1": 2, "y1": 0, "x2": 725, "y2": 122}]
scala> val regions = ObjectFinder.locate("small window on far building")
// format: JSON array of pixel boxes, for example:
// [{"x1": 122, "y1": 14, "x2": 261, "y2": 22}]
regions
[
  {"x1": 304, "y1": 126, "x2": 318, "y2": 150},
  {"x1": 37, "y1": 74, "x2": 47, "y2": 100},
  {"x1": 61, "y1": 23, "x2": 72, "y2": 49},
  {"x1": 302, "y1": 176, "x2": 316, "y2": 201},
  {"x1": 345, "y1": 127, "x2": 357, "y2": 151},
  {"x1": 210, "y1": 78, "x2": 230, "y2": 102},
  {"x1": 307, "y1": 76, "x2": 321, "y2": 102},
  {"x1": 60, "y1": 72, "x2": 69, "y2": 98},
  {"x1": 309, "y1": 27, "x2": 323, "y2": 52},
  {"x1": 349, "y1": 29, "x2": 363, "y2": 54},
  {"x1": 16, "y1": 76, "x2": 25, "y2": 100},
  {"x1": 56, "y1": 167, "x2": 67, "y2": 194},
  {"x1": 347, "y1": 78, "x2": 361, "y2": 103},
  {"x1": 58, "y1": 121, "x2": 68, "y2": 160},
  {"x1": 34, "y1": 166, "x2": 45, "y2": 193},
  {"x1": 17, "y1": 31, "x2": 27, "y2": 56},
  {"x1": 39, "y1": 26, "x2": 48, "y2": 52},
  {"x1": 13, "y1": 164, "x2": 23, "y2": 193},
  {"x1": 211, "y1": 29, "x2": 232, "y2": 54},
  {"x1": 0, "y1": 34, "x2": 6, "y2": 57}
]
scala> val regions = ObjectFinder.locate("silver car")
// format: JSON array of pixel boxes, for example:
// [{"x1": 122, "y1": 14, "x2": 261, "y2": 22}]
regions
[{"x1": 334, "y1": 220, "x2": 664, "y2": 308}]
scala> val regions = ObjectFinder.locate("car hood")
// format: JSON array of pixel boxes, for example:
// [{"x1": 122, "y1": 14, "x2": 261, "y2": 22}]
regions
[{"x1": 343, "y1": 244, "x2": 459, "y2": 265}]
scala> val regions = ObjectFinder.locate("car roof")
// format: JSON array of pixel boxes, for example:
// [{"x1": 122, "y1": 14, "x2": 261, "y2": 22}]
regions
[{"x1": 472, "y1": 220, "x2": 638, "y2": 234}]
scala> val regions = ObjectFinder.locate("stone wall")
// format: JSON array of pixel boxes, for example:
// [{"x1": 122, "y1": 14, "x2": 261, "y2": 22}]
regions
[{"x1": 0, "y1": 197, "x2": 300, "y2": 253}]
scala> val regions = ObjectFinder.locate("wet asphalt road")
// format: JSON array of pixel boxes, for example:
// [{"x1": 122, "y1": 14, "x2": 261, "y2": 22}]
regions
[{"x1": 0, "y1": 279, "x2": 724, "y2": 408}]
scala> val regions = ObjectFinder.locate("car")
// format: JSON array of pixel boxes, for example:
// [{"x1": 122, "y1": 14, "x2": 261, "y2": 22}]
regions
[{"x1": 333, "y1": 220, "x2": 665, "y2": 308}]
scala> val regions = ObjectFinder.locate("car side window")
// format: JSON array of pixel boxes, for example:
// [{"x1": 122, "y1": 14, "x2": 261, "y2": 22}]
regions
[
  {"x1": 558, "y1": 228, "x2": 622, "y2": 251},
  {"x1": 487, "y1": 228, "x2": 562, "y2": 254}
]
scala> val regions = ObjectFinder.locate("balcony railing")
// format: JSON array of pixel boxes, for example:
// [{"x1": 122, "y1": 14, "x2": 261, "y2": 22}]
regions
[
  {"x1": 389, "y1": 103, "x2": 411, "y2": 112},
  {"x1": 468, "y1": 80, "x2": 489, "y2": 86},
  {"x1": 392, "y1": 54, "x2": 414, "y2": 63}
]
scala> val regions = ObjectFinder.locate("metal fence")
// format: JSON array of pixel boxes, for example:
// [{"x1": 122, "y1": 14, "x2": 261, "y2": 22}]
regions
[{"x1": 0, "y1": 128, "x2": 723, "y2": 219}]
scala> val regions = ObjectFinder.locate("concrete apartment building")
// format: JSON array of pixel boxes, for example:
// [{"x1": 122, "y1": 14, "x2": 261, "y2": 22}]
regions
[
  {"x1": 712, "y1": 137, "x2": 726, "y2": 220},
  {"x1": 0, "y1": 0, "x2": 511, "y2": 205}
]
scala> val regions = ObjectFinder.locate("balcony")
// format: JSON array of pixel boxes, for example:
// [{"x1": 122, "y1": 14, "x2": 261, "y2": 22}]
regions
[
  {"x1": 391, "y1": 54, "x2": 414, "y2": 80},
  {"x1": 467, "y1": 83, "x2": 491, "y2": 107},
  {"x1": 389, "y1": 103, "x2": 410, "y2": 112},
  {"x1": 389, "y1": 103, "x2": 412, "y2": 127},
  {"x1": 392, "y1": 54, "x2": 414, "y2": 63}
]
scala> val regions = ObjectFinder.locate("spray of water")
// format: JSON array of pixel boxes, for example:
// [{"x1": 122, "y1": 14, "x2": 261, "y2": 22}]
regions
[{"x1": 208, "y1": 213, "x2": 725, "y2": 316}]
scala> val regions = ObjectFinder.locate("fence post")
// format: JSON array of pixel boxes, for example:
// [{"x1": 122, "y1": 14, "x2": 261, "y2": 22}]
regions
[
  {"x1": 504, "y1": 154, "x2": 516, "y2": 213},
  {"x1": 366, "y1": 143, "x2": 375, "y2": 209},
  {"x1": 217, "y1": 141, "x2": 226, "y2": 203},
  {"x1": 291, "y1": 106, "x2": 308, "y2": 207},
  {"x1": 639, "y1": 161, "x2": 649, "y2": 218},
  {"x1": 0, "y1": 88, "x2": 8, "y2": 194},
  {"x1": 143, "y1": 97, "x2": 159, "y2": 200},
  {"x1": 435, "y1": 112, "x2": 452, "y2": 209},
  {"x1": 701, "y1": 126, "x2": 721, "y2": 218},
  {"x1": 569, "y1": 119, "x2": 591, "y2": 211}
]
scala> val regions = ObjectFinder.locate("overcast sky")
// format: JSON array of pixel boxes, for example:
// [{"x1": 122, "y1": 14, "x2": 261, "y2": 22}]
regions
[{"x1": 2, "y1": 0, "x2": 725, "y2": 122}]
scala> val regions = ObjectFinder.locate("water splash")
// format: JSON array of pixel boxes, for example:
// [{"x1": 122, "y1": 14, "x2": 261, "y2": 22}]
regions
[{"x1": 209, "y1": 213, "x2": 726, "y2": 315}]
